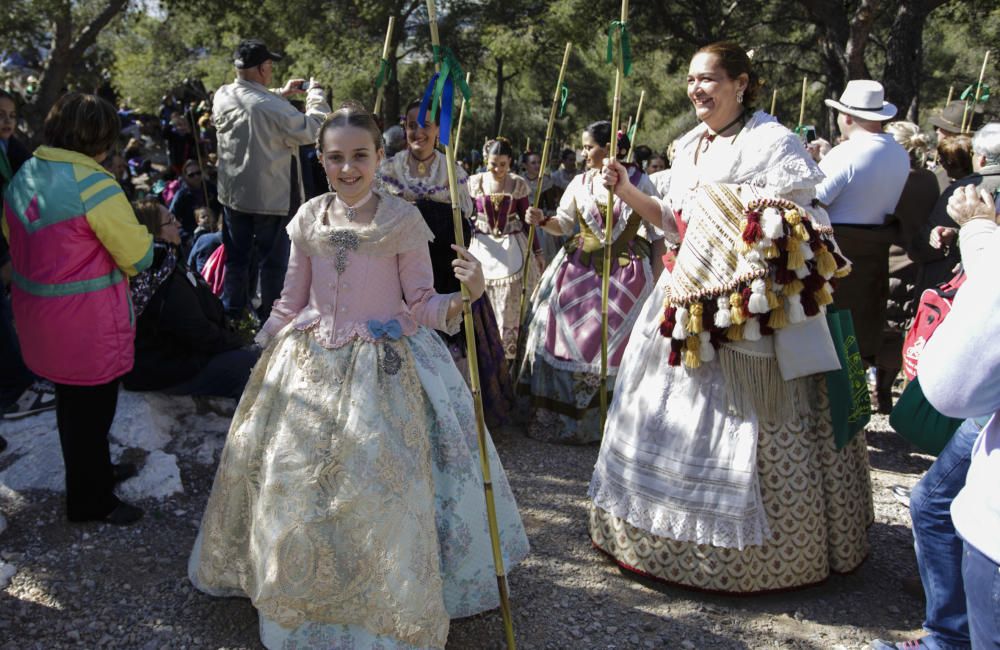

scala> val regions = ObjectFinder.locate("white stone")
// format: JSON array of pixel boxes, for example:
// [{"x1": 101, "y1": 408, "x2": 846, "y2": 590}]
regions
[{"x1": 116, "y1": 450, "x2": 183, "y2": 501}]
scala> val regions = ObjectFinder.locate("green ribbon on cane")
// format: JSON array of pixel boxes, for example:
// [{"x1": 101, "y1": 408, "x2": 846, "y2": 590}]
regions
[
  {"x1": 558, "y1": 84, "x2": 569, "y2": 117},
  {"x1": 374, "y1": 57, "x2": 394, "y2": 89},
  {"x1": 960, "y1": 83, "x2": 991, "y2": 102},
  {"x1": 430, "y1": 45, "x2": 472, "y2": 120},
  {"x1": 605, "y1": 20, "x2": 632, "y2": 77},
  {"x1": 626, "y1": 122, "x2": 636, "y2": 144}
]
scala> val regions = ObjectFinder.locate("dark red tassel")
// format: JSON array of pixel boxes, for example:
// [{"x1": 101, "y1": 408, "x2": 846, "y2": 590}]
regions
[{"x1": 802, "y1": 291, "x2": 819, "y2": 316}]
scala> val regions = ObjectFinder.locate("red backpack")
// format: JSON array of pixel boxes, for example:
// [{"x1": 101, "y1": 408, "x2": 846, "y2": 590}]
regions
[{"x1": 901, "y1": 270, "x2": 966, "y2": 381}]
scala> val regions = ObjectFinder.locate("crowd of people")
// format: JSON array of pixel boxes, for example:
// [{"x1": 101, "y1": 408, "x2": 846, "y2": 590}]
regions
[{"x1": 1, "y1": 35, "x2": 999, "y2": 650}]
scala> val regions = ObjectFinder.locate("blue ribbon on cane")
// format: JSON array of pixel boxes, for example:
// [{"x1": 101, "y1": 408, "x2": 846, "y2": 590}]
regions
[
  {"x1": 417, "y1": 46, "x2": 471, "y2": 147},
  {"x1": 367, "y1": 319, "x2": 403, "y2": 341}
]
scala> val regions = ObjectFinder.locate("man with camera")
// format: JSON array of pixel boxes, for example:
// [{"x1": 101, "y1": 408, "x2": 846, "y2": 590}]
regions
[
  {"x1": 213, "y1": 38, "x2": 331, "y2": 323},
  {"x1": 815, "y1": 80, "x2": 910, "y2": 366}
]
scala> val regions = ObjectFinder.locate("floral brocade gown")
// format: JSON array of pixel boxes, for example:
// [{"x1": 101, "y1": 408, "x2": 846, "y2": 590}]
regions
[{"x1": 189, "y1": 192, "x2": 529, "y2": 649}]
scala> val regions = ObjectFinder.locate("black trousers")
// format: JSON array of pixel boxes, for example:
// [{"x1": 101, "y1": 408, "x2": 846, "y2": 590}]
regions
[{"x1": 54, "y1": 379, "x2": 121, "y2": 520}]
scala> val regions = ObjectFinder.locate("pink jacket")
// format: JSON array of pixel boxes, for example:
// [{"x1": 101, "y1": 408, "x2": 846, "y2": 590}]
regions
[
  {"x1": 2, "y1": 147, "x2": 153, "y2": 385},
  {"x1": 261, "y1": 192, "x2": 459, "y2": 346}
]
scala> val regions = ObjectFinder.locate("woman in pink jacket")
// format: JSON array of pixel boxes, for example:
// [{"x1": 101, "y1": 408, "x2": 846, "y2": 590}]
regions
[{"x1": 2, "y1": 93, "x2": 153, "y2": 525}]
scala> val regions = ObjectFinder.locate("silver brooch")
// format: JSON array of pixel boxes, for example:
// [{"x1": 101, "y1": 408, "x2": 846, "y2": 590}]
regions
[{"x1": 329, "y1": 229, "x2": 360, "y2": 274}]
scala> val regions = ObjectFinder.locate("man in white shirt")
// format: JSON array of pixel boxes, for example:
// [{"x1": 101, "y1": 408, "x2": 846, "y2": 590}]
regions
[
  {"x1": 213, "y1": 39, "x2": 331, "y2": 322},
  {"x1": 816, "y1": 80, "x2": 910, "y2": 363}
]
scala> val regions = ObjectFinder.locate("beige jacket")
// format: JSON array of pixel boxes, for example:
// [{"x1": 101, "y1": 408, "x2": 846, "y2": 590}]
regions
[{"x1": 213, "y1": 79, "x2": 331, "y2": 216}]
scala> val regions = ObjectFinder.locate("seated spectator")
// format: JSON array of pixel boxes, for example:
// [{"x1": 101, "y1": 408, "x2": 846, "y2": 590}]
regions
[
  {"x1": 167, "y1": 159, "x2": 219, "y2": 241},
  {"x1": 188, "y1": 208, "x2": 223, "y2": 274},
  {"x1": 102, "y1": 151, "x2": 136, "y2": 202},
  {"x1": 645, "y1": 153, "x2": 667, "y2": 174},
  {"x1": 124, "y1": 200, "x2": 259, "y2": 399}
]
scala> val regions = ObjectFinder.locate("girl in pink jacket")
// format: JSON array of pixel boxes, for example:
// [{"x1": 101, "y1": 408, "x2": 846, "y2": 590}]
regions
[
  {"x1": 2, "y1": 93, "x2": 153, "y2": 525},
  {"x1": 189, "y1": 103, "x2": 528, "y2": 650}
]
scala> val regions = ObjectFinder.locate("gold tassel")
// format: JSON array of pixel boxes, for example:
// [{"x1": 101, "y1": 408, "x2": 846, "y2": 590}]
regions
[
  {"x1": 767, "y1": 290, "x2": 781, "y2": 310},
  {"x1": 794, "y1": 223, "x2": 810, "y2": 241},
  {"x1": 787, "y1": 244, "x2": 805, "y2": 270},
  {"x1": 730, "y1": 292, "x2": 746, "y2": 325},
  {"x1": 726, "y1": 323, "x2": 744, "y2": 341},
  {"x1": 835, "y1": 265, "x2": 851, "y2": 278},
  {"x1": 814, "y1": 285, "x2": 833, "y2": 306},
  {"x1": 765, "y1": 243, "x2": 780, "y2": 259},
  {"x1": 685, "y1": 335, "x2": 702, "y2": 368},
  {"x1": 816, "y1": 245, "x2": 837, "y2": 277},
  {"x1": 784, "y1": 209, "x2": 802, "y2": 226},
  {"x1": 782, "y1": 278, "x2": 804, "y2": 296},
  {"x1": 768, "y1": 304, "x2": 788, "y2": 329},
  {"x1": 688, "y1": 302, "x2": 704, "y2": 335}
]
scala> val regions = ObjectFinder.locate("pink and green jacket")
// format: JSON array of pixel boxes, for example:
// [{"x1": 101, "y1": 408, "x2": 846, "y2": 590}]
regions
[{"x1": 2, "y1": 146, "x2": 153, "y2": 385}]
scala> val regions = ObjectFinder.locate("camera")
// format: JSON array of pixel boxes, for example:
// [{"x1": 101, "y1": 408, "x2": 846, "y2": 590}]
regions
[{"x1": 799, "y1": 125, "x2": 817, "y2": 143}]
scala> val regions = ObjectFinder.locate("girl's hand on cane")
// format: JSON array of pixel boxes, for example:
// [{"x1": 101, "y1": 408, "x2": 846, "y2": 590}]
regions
[{"x1": 451, "y1": 244, "x2": 485, "y2": 301}]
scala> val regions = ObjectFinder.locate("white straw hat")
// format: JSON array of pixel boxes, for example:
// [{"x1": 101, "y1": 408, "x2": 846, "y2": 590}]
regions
[{"x1": 824, "y1": 80, "x2": 897, "y2": 121}]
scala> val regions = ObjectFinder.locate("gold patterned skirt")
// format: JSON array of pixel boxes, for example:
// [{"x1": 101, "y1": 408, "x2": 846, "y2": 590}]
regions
[
  {"x1": 189, "y1": 326, "x2": 529, "y2": 649},
  {"x1": 589, "y1": 397, "x2": 873, "y2": 594}
]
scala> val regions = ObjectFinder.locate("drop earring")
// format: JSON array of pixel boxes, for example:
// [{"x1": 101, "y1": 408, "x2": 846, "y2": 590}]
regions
[{"x1": 737, "y1": 90, "x2": 744, "y2": 104}]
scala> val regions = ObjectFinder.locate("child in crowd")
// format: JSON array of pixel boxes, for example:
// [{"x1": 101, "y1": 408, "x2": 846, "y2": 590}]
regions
[
  {"x1": 1, "y1": 93, "x2": 154, "y2": 525},
  {"x1": 187, "y1": 207, "x2": 223, "y2": 274},
  {"x1": 188, "y1": 102, "x2": 528, "y2": 649}
]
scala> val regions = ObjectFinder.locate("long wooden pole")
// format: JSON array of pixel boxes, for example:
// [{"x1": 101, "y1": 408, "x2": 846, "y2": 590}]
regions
[
  {"x1": 798, "y1": 76, "x2": 807, "y2": 129},
  {"x1": 515, "y1": 42, "x2": 572, "y2": 362},
  {"x1": 625, "y1": 89, "x2": 645, "y2": 163},
  {"x1": 770, "y1": 88, "x2": 778, "y2": 116},
  {"x1": 945, "y1": 84, "x2": 954, "y2": 108},
  {"x1": 453, "y1": 71, "x2": 472, "y2": 156},
  {"x1": 962, "y1": 50, "x2": 990, "y2": 134},
  {"x1": 373, "y1": 17, "x2": 396, "y2": 117},
  {"x1": 600, "y1": 0, "x2": 629, "y2": 433},
  {"x1": 424, "y1": 4, "x2": 516, "y2": 649}
]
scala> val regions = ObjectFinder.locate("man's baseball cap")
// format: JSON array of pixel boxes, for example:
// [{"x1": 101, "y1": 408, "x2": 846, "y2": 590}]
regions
[{"x1": 234, "y1": 39, "x2": 283, "y2": 69}]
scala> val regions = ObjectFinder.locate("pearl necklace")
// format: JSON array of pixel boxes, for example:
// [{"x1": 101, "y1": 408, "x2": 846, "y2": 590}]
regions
[{"x1": 335, "y1": 190, "x2": 374, "y2": 222}]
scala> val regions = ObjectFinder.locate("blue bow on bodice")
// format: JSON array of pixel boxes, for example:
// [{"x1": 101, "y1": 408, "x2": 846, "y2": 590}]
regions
[{"x1": 367, "y1": 319, "x2": 403, "y2": 341}]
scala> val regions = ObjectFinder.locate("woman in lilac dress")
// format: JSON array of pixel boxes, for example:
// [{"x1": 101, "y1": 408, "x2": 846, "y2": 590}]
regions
[{"x1": 516, "y1": 121, "x2": 664, "y2": 444}]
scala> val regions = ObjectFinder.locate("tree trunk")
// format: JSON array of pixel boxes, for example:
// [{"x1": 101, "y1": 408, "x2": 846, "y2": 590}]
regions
[
  {"x1": 23, "y1": 0, "x2": 129, "y2": 139},
  {"x1": 493, "y1": 57, "x2": 504, "y2": 138},
  {"x1": 882, "y1": 0, "x2": 947, "y2": 123}
]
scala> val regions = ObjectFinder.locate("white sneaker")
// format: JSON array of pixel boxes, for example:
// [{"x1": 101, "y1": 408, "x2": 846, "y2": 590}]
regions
[{"x1": 2, "y1": 382, "x2": 57, "y2": 420}]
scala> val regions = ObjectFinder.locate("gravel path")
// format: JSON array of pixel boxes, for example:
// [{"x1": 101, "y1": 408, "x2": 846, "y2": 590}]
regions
[{"x1": 0, "y1": 401, "x2": 931, "y2": 649}]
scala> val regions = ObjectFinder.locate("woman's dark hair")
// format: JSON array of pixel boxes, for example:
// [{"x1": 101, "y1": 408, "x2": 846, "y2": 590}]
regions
[
  {"x1": 484, "y1": 136, "x2": 514, "y2": 159},
  {"x1": 316, "y1": 100, "x2": 384, "y2": 154},
  {"x1": 695, "y1": 41, "x2": 761, "y2": 108},
  {"x1": 584, "y1": 120, "x2": 630, "y2": 157},
  {"x1": 403, "y1": 98, "x2": 440, "y2": 127},
  {"x1": 42, "y1": 93, "x2": 120, "y2": 158},
  {"x1": 133, "y1": 199, "x2": 165, "y2": 238},
  {"x1": 0, "y1": 89, "x2": 16, "y2": 106}
]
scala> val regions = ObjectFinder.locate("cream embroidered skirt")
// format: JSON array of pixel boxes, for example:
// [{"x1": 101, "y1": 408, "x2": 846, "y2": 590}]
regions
[
  {"x1": 588, "y1": 272, "x2": 873, "y2": 593},
  {"x1": 189, "y1": 326, "x2": 529, "y2": 649}
]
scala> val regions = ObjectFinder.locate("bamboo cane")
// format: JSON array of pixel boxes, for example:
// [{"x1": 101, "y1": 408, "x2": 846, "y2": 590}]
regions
[
  {"x1": 525, "y1": 136, "x2": 531, "y2": 152},
  {"x1": 945, "y1": 84, "x2": 954, "y2": 108},
  {"x1": 770, "y1": 88, "x2": 778, "y2": 116},
  {"x1": 798, "y1": 76, "x2": 807, "y2": 129},
  {"x1": 600, "y1": 0, "x2": 629, "y2": 433},
  {"x1": 373, "y1": 17, "x2": 396, "y2": 117},
  {"x1": 625, "y1": 89, "x2": 645, "y2": 163},
  {"x1": 515, "y1": 42, "x2": 572, "y2": 364},
  {"x1": 453, "y1": 71, "x2": 472, "y2": 157},
  {"x1": 497, "y1": 111, "x2": 505, "y2": 138},
  {"x1": 424, "y1": 3, "x2": 516, "y2": 648},
  {"x1": 963, "y1": 50, "x2": 991, "y2": 134},
  {"x1": 186, "y1": 107, "x2": 211, "y2": 209}
]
